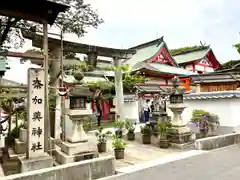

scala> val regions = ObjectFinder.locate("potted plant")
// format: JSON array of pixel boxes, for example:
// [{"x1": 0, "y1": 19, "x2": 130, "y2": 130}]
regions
[
  {"x1": 113, "y1": 121, "x2": 125, "y2": 138},
  {"x1": 140, "y1": 124, "x2": 152, "y2": 144},
  {"x1": 191, "y1": 109, "x2": 220, "y2": 138},
  {"x1": 95, "y1": 126, "x2": 112, "y2": 153},
  {"x1": 112, "y1": 134, "x2": 127, "y2": 159},
  {"x1": 158, "y1": 121, "x2": 172, "y2": 148},
  {"x1": 125, "y1": 120, "x2": 136, "y2": 141}
]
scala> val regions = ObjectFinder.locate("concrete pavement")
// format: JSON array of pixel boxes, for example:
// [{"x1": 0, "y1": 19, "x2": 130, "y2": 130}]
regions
[
  {"x1": 87, "y1": 132, "x2": 203, "y2": 170},
  {"x1": 90, "y1": 130, "x2": 240, "y2": 180},
  {"x1": 119, "y1": 144, "x2": 240, "y2": 180}
]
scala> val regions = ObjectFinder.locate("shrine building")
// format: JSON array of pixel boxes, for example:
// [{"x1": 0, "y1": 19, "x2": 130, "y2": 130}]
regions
[
  {"x1": 171, "y1": 46, "x2": 221, "y2": 74},
  {"x1": 123, "y1": 37, "x2": 196, "y2": 94}
]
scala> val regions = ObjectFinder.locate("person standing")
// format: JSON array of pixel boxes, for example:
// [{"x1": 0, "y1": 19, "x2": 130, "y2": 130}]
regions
[
  {"x1": 143, "y1": 99, "x2": 150, "y2": 122},
  {"x1": 96, "y1": 100, "x2": 102, "y2": 127},
  {"x1": 150, "y1": 101, "x2": 154, "y2": 113}
]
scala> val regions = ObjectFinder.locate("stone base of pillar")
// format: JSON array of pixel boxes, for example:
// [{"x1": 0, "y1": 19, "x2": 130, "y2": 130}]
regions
[
  {"x1": 55, "y1": 141, "x2": 98, "y2": 164},
  {"x1": 60, "y1": 141, "x2": 97, "y2": 155},
  {"x1": 167, "y1": 125, "x2": 192, "y2": 144},
  {"x1": 55, "y1": 148, "x2": 99, "y2": 164},
  {"x1": 19, "y1": 153, "x2": 53, "y2": 173}
]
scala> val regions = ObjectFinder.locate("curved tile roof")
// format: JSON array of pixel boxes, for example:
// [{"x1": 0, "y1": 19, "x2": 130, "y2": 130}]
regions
[
  {"x1": 184, "y1": 91, "x2": 240, "y2": 100},
  {"x1": 173, "y1": 49, "x2": 209, "y2": 64}
]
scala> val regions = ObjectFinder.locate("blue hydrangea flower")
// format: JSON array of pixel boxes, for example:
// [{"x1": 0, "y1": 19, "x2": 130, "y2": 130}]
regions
[{"x1": 204, "y1": 115, "x2": 209, "y2": 120}]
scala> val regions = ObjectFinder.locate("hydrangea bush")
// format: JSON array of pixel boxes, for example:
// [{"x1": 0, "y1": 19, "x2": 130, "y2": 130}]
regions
[{"x1": 191, "y1": 109, "x2": 220, "y2": 134}]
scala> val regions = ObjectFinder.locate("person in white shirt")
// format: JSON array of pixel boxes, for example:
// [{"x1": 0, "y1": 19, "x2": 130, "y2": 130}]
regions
[{"x1": 143, "y1": 99, "x2": 150, "y2": 122}]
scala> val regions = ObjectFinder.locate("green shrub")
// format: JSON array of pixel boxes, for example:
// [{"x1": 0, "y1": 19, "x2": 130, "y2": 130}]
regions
[
  {"x1": 112, "y1": 134, "x2": 127, "y2": 149},
  {"x1": 140, "y1": 125, "x2": 152, "y2": 136}
]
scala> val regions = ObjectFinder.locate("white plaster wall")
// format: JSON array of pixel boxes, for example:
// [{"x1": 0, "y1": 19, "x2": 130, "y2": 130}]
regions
[
  {"x1": 229, "y1": 99, "x2": 240, "y2": 131},
  {"x1": 195, "y1": 65, "x2": 205, "y2": 72},
  {"x1": 122, "y1": 101, "x2": 139, "y2": 123},
  {"x1": 113, "y1": 97, "x2": 139, "y2": 122},
  {"x1": 183, "y1": 64, "x2": 213, "y2": 73},
  {"x1": 167, "y1": 98, "x2": 240, "y2": 131},
  {"x1": 185, "y1": 65, "x2": 193, "y2": 71},
  {"x1": 205, "y1": 66, "x2": 214, "y2": 73}
]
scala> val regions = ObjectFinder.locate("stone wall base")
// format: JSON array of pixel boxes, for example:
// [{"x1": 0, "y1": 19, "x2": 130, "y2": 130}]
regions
[
  {"x1": 55, "y1": 149, "x2": 98, "y2": 164},
  {"x1": 167, "y1": 126, "x2": 192, "y2": 144},
  {"x1": 19, "y1": 153, "x2": 53, "y2": 173},
  {"x1": 195, "y1": 132, "x2": 240, "y2": 150}
]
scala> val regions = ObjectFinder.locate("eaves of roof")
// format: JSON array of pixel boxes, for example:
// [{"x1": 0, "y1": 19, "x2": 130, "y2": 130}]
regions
[{"x1": 184, "y1": 91, "x2": 240, "y2": 100}]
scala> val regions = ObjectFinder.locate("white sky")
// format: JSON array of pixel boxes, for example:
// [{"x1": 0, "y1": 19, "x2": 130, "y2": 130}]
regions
[{"x1": 4, "y1": 0, "x2": 240, "y2": 83}]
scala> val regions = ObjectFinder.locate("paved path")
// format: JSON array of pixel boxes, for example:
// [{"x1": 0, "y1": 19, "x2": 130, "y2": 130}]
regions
[
  {"x1": 87, "y1": 132, "x2": 189, "y2": 169},
  {"x1": 130, "y1": 144, "x2": 240, "y2": 180}
]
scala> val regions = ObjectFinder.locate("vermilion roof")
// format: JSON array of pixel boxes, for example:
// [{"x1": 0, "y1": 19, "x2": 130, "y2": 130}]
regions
[
  {"x1": 173, "y1": 48, "x2": 210, "y2": 64},
  {"x1": 171, "y1": 46, "x2": 221, "y2": 68},
  {"x1": 132, "y1": 62, "x2": 196, "y2": 77},
  {"x1": 124, "y1": 37, "x2": 178, "y2": 67}
]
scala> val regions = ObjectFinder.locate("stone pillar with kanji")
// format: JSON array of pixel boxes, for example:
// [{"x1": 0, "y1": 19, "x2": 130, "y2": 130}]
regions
[{"x1": 19, "y1": 68, "x2": 53, "y2": 173}]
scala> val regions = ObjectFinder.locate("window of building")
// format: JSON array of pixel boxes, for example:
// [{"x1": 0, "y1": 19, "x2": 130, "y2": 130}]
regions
[{"x1": 70, "y1": 96, "x2": 86, "y2": 109}]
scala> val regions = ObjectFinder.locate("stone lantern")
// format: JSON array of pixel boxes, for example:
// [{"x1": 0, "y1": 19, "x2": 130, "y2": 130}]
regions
[
  {"x1": 67, "y1": 86, "x2": 91, "y2": 143},
  {"x1": 167, "y1": 76, "x2": 192, "y2": 147},
  {"x1": 56, "y1": 72, "x2": 98, "y2": 164},
  {"x1": 151, "y1": 94, "x2": 168, "y2": 123},
  {"x1": 169, "y1": 94, "x2": 183, "y2": 104}
]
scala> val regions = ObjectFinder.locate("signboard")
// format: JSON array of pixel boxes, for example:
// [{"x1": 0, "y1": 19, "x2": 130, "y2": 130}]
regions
[{"x1": 27, "y1": 68, "x2": 45, "y2": 158}]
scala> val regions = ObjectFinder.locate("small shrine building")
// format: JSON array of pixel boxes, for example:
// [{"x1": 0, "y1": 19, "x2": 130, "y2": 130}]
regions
[
  {"x1": 123, "y1": 37, "x2": 196, "y2": 96},
  {"x1": 171, "y1": 46, "x2": 221, "y2": 74}
]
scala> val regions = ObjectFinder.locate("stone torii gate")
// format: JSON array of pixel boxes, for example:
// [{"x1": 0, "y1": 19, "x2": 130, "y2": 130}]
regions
[{"x1": 21, "y1": 29, "x2": 136, "y2": 137}]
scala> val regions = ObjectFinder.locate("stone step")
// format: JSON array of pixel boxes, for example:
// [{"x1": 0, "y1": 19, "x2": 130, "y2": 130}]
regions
[
  {"x1": 8, "y1": 148, "x2": 24, "y2": 161},
  {"x1": 2, "y1": 159, "x2": 20, "y2": 175},
  {"x1": 0, "y1": 148, "x2": 24, "y2": 175}
]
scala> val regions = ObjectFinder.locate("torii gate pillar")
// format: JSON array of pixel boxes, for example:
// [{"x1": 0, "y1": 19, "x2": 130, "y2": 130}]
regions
[{"x1": 114, "y1": 56, "x2": 124, "y2": 121}]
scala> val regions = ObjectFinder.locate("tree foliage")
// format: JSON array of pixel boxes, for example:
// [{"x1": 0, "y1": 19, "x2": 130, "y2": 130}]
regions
[
  {"x1": 84, "y1": 67, "x2": 148, "y2": 100},
  {"x1": 0, "y1": 17, "x2": 35, "y2": 49},
  {"x1": 64, "y1": 63, "x2": 131, "y2": 74},
  {"x1": 169, "y1": 45, "x2": 208, "y2": 55},
  {"x1": 0, "y1": 89, "x2": 25, "y2": 125},
  {"x1": 0, "y1": 0, "x2": 103, "y2": 48},
  {"x1": 64, "y1": 62, "x2": 94, "y2": 72},
  {"x1": 234, "y1": 43, "x2": 240, "y2": 54},
  {"x1": 217, "y1": 60, "x2": 240, "y2": 71},
  {"x1": 217, "y1": 44, "x2": 240, "y2": 71},
  {"x1": 123, "y1": 73, "x2": 147, "y2": 92}
]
